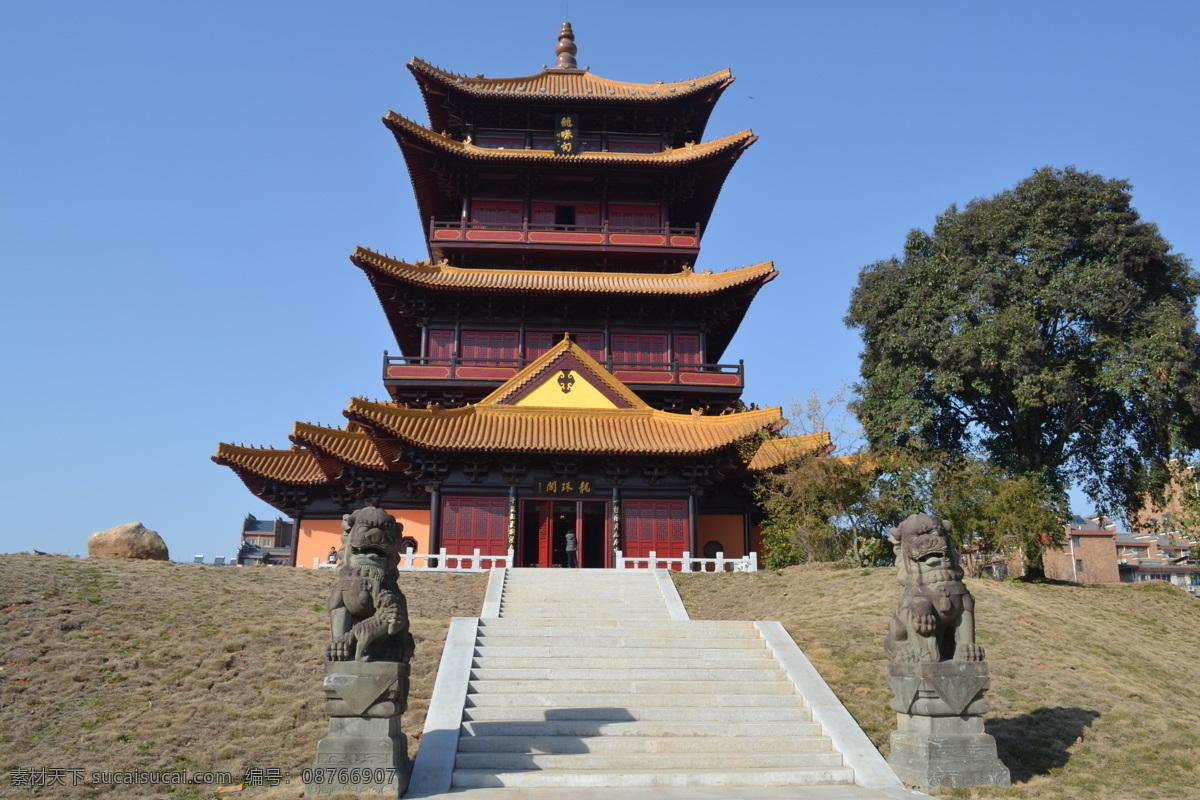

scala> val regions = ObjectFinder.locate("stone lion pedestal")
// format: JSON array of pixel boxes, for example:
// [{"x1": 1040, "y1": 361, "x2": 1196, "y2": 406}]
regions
[
  {"x1": 306, "y1": 507, "x2": 415, "y2": 798},
  {"x1": 882, "y1": 514, "x2": 1011, "y2": 791},
  {"x1": 307, "y1": 661, "x2": 410, "y2": 797},
  {"x1": 886, "y1": 660, "x2": 1010, "y2": 789}
]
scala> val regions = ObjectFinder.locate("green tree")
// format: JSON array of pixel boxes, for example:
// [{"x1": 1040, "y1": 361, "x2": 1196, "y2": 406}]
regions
[
  {"x1": 757, "y1": 445, "x2": 1064, "y2": 573},
  {"x1": 846, "y1": 166, "x2": 1200, "y2": 525}
]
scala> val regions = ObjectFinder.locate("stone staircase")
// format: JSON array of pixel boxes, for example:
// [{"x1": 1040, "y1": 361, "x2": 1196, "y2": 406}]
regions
[{"x1": 438, "y1": 567, "x2": 858, "y2": 790}]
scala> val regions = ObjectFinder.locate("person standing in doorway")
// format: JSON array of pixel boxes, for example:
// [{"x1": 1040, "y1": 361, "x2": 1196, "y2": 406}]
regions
[{"x1": 564, "y1": 530, "x2": 578, "y2": 568}]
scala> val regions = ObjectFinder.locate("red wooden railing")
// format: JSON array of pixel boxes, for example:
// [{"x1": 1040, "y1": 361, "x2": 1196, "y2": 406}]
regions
[
  {"x1": 382, "y1": 353, "x2": 743, "y2": 388},
  {"x1": 428, "y1": 218, "x2": 702, "y2": 249}
]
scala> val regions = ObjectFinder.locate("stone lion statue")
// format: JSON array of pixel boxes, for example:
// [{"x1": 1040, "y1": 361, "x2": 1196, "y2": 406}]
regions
[
  {"x1": 884, "y1": 513, "x2": 984, "y2": 663},
  {"x1": 325, "y1": 506, "x2": 414, "y2": 663}
]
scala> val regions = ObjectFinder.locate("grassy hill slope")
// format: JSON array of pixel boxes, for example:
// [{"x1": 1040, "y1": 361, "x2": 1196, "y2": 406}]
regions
[
  {"x1": 676, "y1": 565, "x2": 1200, "y2": 800},
  {"x1": 1, "y1": 555, "x2": 1197, "y2": 799},
  {"x1": 0, "y1": 554, "x2": 485, "y2": 799}
]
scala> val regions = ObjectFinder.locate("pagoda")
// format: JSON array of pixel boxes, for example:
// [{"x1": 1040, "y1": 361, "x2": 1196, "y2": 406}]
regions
[{"x1": 214, "y1": 23, "x2": 827, "y2": 569}]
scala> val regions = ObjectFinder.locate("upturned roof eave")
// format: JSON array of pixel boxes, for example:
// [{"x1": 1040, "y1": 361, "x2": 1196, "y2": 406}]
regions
[
  {"x1": 211, "y1": 443, "x2": 334, "y2": 486},
  {"x1": 408, "y1": 57, "x2": 734, "y2": 103},
  {"x1": 350, "y1": 249, "x2": 778, "y2": 296},
  {"x1": 384, "y1": 112, "x2": 755, "y2": 165},
  {"x1": 344, "y1": 395, "x2": 784, "y2": 457}
]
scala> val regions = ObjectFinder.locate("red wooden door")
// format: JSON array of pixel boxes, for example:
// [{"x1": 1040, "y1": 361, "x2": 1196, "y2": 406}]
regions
[
  {"x1": 622, "y1": 499, "x2": 688, "y2": 562},
  {"x1": 536, "y1": 501, "x2": 552, "y2": 567}
]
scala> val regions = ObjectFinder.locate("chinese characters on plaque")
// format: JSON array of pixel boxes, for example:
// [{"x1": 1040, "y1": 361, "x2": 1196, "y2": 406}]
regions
[
  {"x1": 534, "y1": 480, "x2": 593, "y2": 495},
  {"x1": 554, "y1": 114, "x2": 579, "y2": 155}
]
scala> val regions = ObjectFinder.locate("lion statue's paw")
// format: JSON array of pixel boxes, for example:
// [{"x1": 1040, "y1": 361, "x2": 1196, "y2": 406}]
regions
[{"x1": 954, "y1": 642, "x2": 985, "y2": 662}]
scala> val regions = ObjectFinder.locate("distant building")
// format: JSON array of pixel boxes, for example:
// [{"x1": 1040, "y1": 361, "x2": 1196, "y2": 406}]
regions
[
  {"x1": 238, "y1": 514, "x2": 294, "y2": 566},
  {"x1": 1041, "y1": 515, "x2": 1121, "y2": 584},
  {"x1": 1006, "y1": 514, "x2": 1197, "y2": 597},
  {"x1": 1115, "y1": 529, "x2": 1197, "y2": 596}
]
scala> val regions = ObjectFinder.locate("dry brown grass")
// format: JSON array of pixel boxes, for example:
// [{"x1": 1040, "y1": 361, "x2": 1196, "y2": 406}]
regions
[
  {"x1": 3, "y1": 556, "x2": 1198, "y2": 799},
  {"x1": 0, "y1": 554, "x2": 485, "y2": 799},
  {"x1": 675, "y1": 565, "x2": 1200, "y2": 800}
]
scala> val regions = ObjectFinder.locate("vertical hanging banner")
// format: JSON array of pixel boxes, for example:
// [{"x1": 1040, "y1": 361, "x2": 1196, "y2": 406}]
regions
[{"x1": 555, "y1": 114, "x2": 579, "y2": 155}]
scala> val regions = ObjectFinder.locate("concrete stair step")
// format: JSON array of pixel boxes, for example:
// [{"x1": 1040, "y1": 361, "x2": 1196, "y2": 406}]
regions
[
  {"x1": 461, "y1": 705, "x2": 814, "y2": 723},
  {"x1": 469, "y1": 667, "x2": 785, "y2": 681},
  {"x1": 454, "y1": 751, "x2": 844, "y2": 771},
  {"x1": 496, "y1": 604, "x2": 664, "y2": 609},
  {"x1": 471, "y1": 654, "x2": 776, "y2": 669},
  {"x1": 459, "y1": 719, "x2": 820, "y2": 737},
  {"x1": 479, "y1": 618, "x2": 749, "y2": 630},
  {"x1": 420, "y1": 570, "x2": 870, "y2": 793},
  {"x1": 472, "y1": 638, "x2": 763, "y2": 652},
  {"x1": 499, "y1": 586, "x2": 662, "y2": 593},
  {"x1": 477, "y1": 625, "x2": 757, "y2": 638},
  {"x1": 497, "y1": 610, "x2": 669, "y2": 619},
  {"x1": 474, "y1": 637, "x2": 762, "y2": 651},
  {"x1": 450, "y1": 766, "x2": 857, "y2": 789},
  {"x1": 499, "y1": 573, "x2": 648, "y2": 578},
  {"x1": 463, "y1": 690, "x2": 801, "y2": 710},
  {"x1": 464, "y1": 692, "x2": 804, "y2": 708},
  {"x1": 497, "y1": 601, "x2": 664, "y2": 608},
  {"x1": 456, "y1": 734, "x2": 834, "y2": 755},
  {"x1": 467, "y1": 679, "x2": 795, "y2": 695}
]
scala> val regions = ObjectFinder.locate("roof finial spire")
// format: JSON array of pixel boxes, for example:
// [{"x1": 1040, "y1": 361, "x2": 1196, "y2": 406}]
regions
[{"x1": 554, "y1": 21, "x2": 577, "y2": 69}]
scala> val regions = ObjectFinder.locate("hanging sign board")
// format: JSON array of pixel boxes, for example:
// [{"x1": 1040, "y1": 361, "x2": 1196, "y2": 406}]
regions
[{"x1": 554, "y1": 114, "x2": 579, "y2": 155}]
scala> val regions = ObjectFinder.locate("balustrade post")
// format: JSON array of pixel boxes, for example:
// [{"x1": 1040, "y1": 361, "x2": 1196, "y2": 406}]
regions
[
  {"x1": 439, "y1": 547, "x2": 448, "y2": 570},
  {"x1": 649, "y1": 550, "x2": 656, "y2": 570},
  {"x1": 682, "y1": 551, "x2": 691, "y2": 572},
  {"x1": 404, "y1": 547, "x2": 414, "y2": 570},
  {"x1": 750, "y1": 552, "x2": 758, "y2": 571},
  {"x1": 716, "y1": 552, "x2": 725, "y2": 572},
  {"x1": 615, "y1": 549, "x2": 624, "y2": 569},
  {"x1": 472, "y1": 548, "x2": 481, "y2": 571}
]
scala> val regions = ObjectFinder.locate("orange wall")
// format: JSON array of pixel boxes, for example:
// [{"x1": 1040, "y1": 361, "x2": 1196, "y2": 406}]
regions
[
  {"x1": 297, "y1": 518, "x2": 342, "y2": 570},
  {"x1": 295, "y1": 509, "x2": 432, "y2": 570},
  {"x1": 698, "y1": 515, "x2": 745, "y2": 559}
]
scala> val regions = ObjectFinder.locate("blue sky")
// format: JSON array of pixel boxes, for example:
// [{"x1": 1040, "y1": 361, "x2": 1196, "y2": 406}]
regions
[{"x1": 3, "y1": 2, "x2": 1197, "y2": 559}]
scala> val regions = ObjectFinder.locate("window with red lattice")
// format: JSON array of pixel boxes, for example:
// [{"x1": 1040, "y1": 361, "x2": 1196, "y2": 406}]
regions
[
  {"x1": 674, "y1": 334, "x2": 702, "y2": 371},
  {"x1": 621, "y1": 499, "x2": 687, "y2": 559},
  {"x1": 609, "y1": 204, "x2": 661, "y2": 231},
  {"x1": 526, "y1": 332, "x2": 604, "y2": 360},
  {"x1": 611, "y1": 334, "x2": 668, "y2": 368},
  {"x1": 461, "y1": 331, "x2": 520, "y2": 363},
  {"x1": 441, "y1": 496, "x2": 509, "y2": 558},
  {"x1": 470, "y1": 201, "x2": 522, "y2": 226},
  {"x1": 428, "y1": 329, "x2": 455, "y2": 362}
]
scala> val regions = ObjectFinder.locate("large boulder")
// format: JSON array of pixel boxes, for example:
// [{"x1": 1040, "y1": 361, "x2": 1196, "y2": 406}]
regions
[{"x1": 87, "y1": 522, "x2": 169, "y2": 560}]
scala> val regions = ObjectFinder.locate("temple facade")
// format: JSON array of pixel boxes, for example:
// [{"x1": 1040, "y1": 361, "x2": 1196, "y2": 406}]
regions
[{"x1": 214, "y1": 24, "x2": 825, "y2": 568}]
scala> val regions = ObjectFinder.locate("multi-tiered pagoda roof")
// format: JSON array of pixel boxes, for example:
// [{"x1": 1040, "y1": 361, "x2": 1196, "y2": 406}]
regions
[{"x1": 215, "y1": 23, "x2": 825, "y2": 568}]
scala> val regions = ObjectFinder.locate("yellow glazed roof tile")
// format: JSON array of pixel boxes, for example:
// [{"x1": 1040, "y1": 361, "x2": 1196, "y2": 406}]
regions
[
  {"x1": 345, "y1": 342, "x2": 783, "y2": 456},
  {"x1": 346, "y1": 396, "x2": 783, "y2": 456},
  {"x1": 747, "y1": 433, "x2": 834, "y2": 471},
  {"x1": 211, "y1": 443, "x2": 331, "y2": 485},
  {"x1": 351, "y1": 249, "x2": 777, "y2": 295},
  {"x1": 409, "y1": 59, "x2": 733, "y2": 102},
  {"x1": 384, "y1": 112, "x2": 755, "y2": 163},
  {"x1": 289, "y1": 422, "x2": 389, "y2": 470}
]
